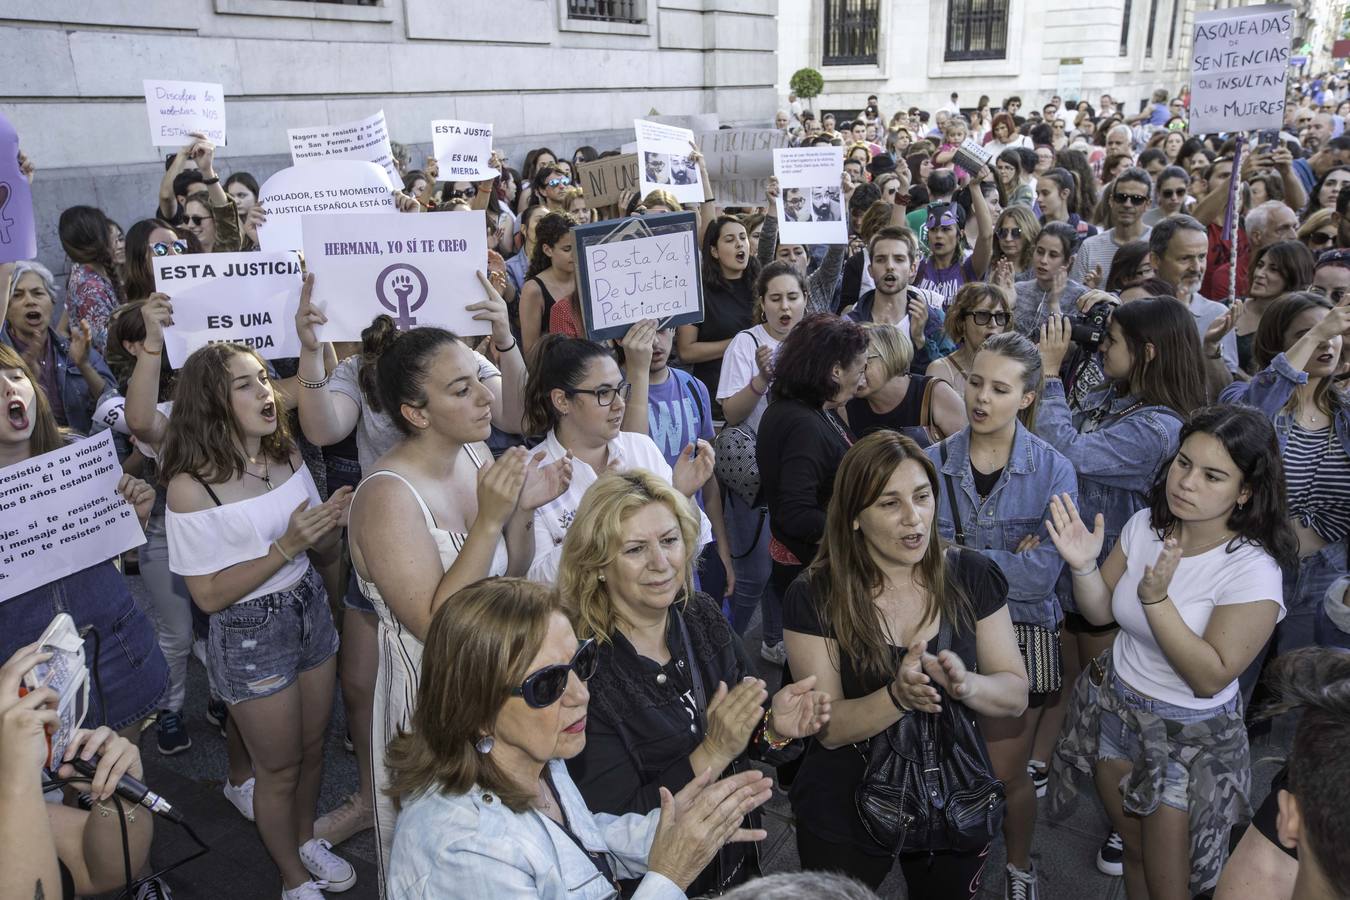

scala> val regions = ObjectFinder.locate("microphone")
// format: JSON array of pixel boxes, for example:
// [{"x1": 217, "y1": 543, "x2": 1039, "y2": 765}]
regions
[{"x1": 68, "y1": 755, "x2": 184, "y2": 824}]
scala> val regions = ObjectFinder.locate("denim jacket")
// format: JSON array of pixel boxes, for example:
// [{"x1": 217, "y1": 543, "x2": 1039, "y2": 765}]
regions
[
  {"x1": 928, "y1": 422, "x2": 1077, "y2": 629},
  {"x1": 385, "y1": 759, "x2": 683, "y2": 900},
  {"x1": 1036, "y1": 380, "x2": 1182, "y2": 610},
  {"x1": 0, "y1": 324, "x2": 117, "y2": 436},
  {"x1": 1220, "y1": 352, "x2": 1350, "y2": 457}
]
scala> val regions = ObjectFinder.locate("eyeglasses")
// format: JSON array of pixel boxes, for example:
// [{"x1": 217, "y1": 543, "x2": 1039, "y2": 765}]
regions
[
  {"x1": 1159, "y1": 188, "x2": 1188, "y2": 200},
  {"x1": 567, "y1": 381, "x2": 632, "y2": 407},
  {"x1": 184, "y1": 215, "x2": 209, "y2": 226},
  {"x1": 966, "y1": 310, "x2": 1011, "y2": 327},
  {"x1": 510, "y1": 638, "x2": 598, "y2": 708},
  {"x1": 996, "y1": 227, "x2": 1023, "y2": 240},
  {"x1": 546, "y1": 177, "x2": 572, "y2": 188},
  {"x1": 1308, "y1": 232, "x2": 1337, "y2": 247},
  {"x1": 1311, "y1": 284, "x2": 1350, "y2": 304},
  {"x1": 1112, "y1": 192, "x2": 1149, "y2": 206},
  {"x1": 151, "y1": 240, "x2": 189, "y2": 256}
]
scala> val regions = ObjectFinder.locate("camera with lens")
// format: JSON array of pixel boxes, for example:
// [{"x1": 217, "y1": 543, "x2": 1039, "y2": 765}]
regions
[{"x1": 1070, "y1": 300, "x2": 1115, "y2": 349}]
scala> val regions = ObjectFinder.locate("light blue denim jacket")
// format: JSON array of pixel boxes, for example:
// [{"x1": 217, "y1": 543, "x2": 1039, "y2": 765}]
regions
[
  {"x1": 1219, "y1": 351, "x2": 1350, "y2": 456},
  {"x1": 928, "y1": 422, "x2": 1078, "y2": 629},
  {"x1": 0, "y1": 323, "x2": 117, "y2": 436},
  {"x1": 1036, "y1": 379, "x2": 1182, "y2": 612},
  {"x1": 386, "y1": 758, "x2": 684, "y2": 900}
]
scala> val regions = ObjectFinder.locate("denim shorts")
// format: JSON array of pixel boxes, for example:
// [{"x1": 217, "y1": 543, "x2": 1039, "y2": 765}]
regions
[
  {"x1": 206, "y1": 565, "x2": 339, "y2": 706},
  {"x1": 1095, "y1": 673, "x2": 1238, "y2": 812}
]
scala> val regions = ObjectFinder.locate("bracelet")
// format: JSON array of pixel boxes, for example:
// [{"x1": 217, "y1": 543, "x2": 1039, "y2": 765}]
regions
[
  {"x1": 141, "y1": 346, "x2": 162, "y2": 357},
  {"x1": 1141, "y1": 593, "x2": 1170, "y2": 606},
  {"x1": 749, "y1": 377, "x2": 768, "y2": 396},
  {"x1": 200, "y1": 176, "x2": 220, "y2": 186},
  {"x1": 760, "y1": 709, "x2": 792, "y2": 750},
  {"x1": 1070, "y1": 563, "x2": 1099, "y2": 577},
  {"x1": 273, "y1": 540, "x2": 296, "y2": 563},
  {"x1": 494, "y1": 338, "x2": 518, "y2": 354},
  {"x1": 94, "y1": 800, "x2": 136, "y2": 823},
  {"x1": 298, "y1": 374, "x2": 331, "y2": 389},
  {"x1": 886, "y1": 679, "x2": 908, "y2": 713}
]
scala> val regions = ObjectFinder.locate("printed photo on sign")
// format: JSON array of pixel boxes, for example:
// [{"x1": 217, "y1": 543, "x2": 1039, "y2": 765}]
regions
[
  {"x1": 431, "y1": 119, "x2": 499, "y2": 180},
  {"x1": 288, "y1": 110, "x2": 398, "y2": 187},
  {"x1": 773, "y1": 146, "x2": 847, "y2": 245},
  {"x1": 153, "y1": 252, "x2": 305, "y2": 367},
  {"x1": 0, "y1": 431, "x2": 145, "y2": 603},
  {"x1": 143, "y1": 79, "x2": 227, "y2": 147},
  {"x1": 303, "y1": 209, "x2": 490, "y2": 341},
  {"x1": 255, "y1": 160, "x2": 396, "y2": 253},
  {"x1": 0, "y1": 112, "x2": 36, "y2": 264},
  {"x1": 635, "y1": 119, "x2": 703, "y2": 205}
]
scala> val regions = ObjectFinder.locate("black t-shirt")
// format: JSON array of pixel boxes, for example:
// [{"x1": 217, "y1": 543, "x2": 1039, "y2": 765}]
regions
[
  {"x1": 844, "y1": 375, "x2": 930, "y2": 437},
  {"x1": 973, "y1": 465, "x2": 1004, "y2": 500},
  {"x1": 691, "y1": 276, "x2": 754, "y2": 411},
  {"x1": 781, "y1": 548, "x2": 1008, "y2": 852}
]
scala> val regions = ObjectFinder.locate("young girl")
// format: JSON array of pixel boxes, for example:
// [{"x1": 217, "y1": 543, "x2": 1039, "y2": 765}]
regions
[
  {"x1": 1045, "y1": 405, "x2": 1294, "y2": 900},
  {"x1": 506, "y1": 204, "x2": 548, "y2": 296},
  {"x1": 162, "y1": 340, "x2": 355, "y2": 900},
  {"x1": 517, "y1": 211, "x2": 578, "y2": 357},
  {"x1": 928, "y1": 332, "x2": 1076, "y2": 900},
  {"x1": 927, "y1": 282, "x2": 1015, "y2": 396}
]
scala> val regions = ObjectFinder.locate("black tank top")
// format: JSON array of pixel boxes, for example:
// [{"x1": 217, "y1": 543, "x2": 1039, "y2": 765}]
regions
[
  {"x1": 845, "y1": 375, "x2": 930, "y2": 437},
  {"x1": 530, "y1": 276, "x2": 558, "y2": 337}
]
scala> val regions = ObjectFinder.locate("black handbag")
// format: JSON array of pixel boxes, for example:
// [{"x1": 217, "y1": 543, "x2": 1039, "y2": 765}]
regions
[{"x1": 854, "y1": 598, "x2": 1006, "y2": 855}]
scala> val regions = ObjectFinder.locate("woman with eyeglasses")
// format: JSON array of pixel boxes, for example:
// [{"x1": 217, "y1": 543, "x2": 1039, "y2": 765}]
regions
[
  {"x1": 559, "y1": 471, "x2": 830, "y2": 897},
  {"x1": 522, "y1": 335, "x2": 713, "y2": 586},
  {"x1": 1234, "y1": 241, "x2": 1317, "y2": 374},
  {"x1": 517, "y1": 211, "x2": 578, "y2": 358},
  {"x1": 847, "y1": 322, "x2": 965, "y2": 444},
  {"x1": 990, "y1": 206, "x2": 1040, "y2": 284},
  {"x1": 384, "y1": 577, "x2": 775, "y2": 899},
  {"x1": 344, "y1": 324, "x2": 570, "y2": 886},
  {"x1": 1142, "y1": 166, "x2": 1192, "y2": 227},
  {"x1": 996, "y1": 149, "x2": 1035, "y2": 208},
  {"x1": 927, "y1": 283, "x2": 1015, "y2": 397},
  {"x1": 1298, "y1": 209, "x2": 1339, "y2": 256}
]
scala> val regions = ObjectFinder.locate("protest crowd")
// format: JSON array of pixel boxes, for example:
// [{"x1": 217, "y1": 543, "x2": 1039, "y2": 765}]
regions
[{"x1": 6, "y1": 49, "x2": 1350, "y2": 900}]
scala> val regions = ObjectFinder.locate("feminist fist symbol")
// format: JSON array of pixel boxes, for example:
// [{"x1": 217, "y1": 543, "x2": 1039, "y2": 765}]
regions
[{"x1": 375, "y1": 263, "x2": 429, "y2": 330}]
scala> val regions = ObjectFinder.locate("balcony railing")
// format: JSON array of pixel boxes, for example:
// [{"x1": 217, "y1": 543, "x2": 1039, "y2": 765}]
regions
[{"x1": 568, "y1": 0, "x2": 645, "y2": 23}]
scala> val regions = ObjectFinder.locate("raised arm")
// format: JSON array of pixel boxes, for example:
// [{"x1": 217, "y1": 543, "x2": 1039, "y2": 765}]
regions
[
  {"x1": 967, "y1": 166, "x2": 995, "y2": 278},
  {"x1": 294, "y1": 275, "x2": 360, "y2": 446},
  {"x1": 124, "y1": 295, "x2": 174, "y2": 447}
]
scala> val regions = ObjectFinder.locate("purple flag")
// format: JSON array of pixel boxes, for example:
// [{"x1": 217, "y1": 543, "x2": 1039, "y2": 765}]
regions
[{"x1": 0, "y1": 112, "x2": 36, "y2": 264}]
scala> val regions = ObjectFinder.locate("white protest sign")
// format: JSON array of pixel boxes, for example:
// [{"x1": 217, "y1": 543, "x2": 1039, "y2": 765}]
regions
[
  {"x1": 0, "y1": 431, "x2": 145, "y2": 603},
  {"x1": 773, "y1": 147, "x2": 847, "y2": 245},
  {"x1": 288, "y1": 110, "x2": 398, "y2": 187},
  {"x1": 142, "y1": 80, "x2": 227, "y2": 147},
  {"x1": 256, "y1": 160, "x2": 396, "y2": 253},
  {"x1": 153, "y1": 252, "x2": 304, "y2": 367},
  {"x1": 303, "y1": 210, "x2": 490, "y2": 340},
  {"x1": 635, "y1": 119, "x2": 703, "y2": 205},
  {"x1": 1190, "y1": 5, "x2": 1292, "y2": 134},
  {"x1": 580, "y1": 230, "x2": 700, "y2": 339},
  {"x1": 431, "y1": 119, "x2": 499, "y2": 180}
]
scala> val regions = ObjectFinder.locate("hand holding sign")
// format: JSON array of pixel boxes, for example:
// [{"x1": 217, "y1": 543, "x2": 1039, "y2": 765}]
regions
[
  {"x1": 431, "y1": 119, "x2": 499, "y2": 181},
  {"x1": 295, "y1": 274, "x2": 326, "y2": 353},
  {"x1": 141, "y1": 294, "x2": 174, "y2": 352},
  {"x1": 468, "y1": 271, "x2": 513, "y2": 350},
  {"x1": 116, "y1": 474, "x2": 156, "y2": 525},
  {"x1": 143, "y1": 80, "x2": 227, "y2": 148}
]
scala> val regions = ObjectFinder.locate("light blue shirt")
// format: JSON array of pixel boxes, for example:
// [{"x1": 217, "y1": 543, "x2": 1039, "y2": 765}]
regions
[{"x1": 386, "y1": 759, "x2": 685, "y2": 900}]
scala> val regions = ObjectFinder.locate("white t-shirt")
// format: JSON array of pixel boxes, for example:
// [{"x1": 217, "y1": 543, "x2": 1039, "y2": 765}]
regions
[
  {"x1": 716, "y1": 325, "x2": 781, "y2": 433},
  {"x1": 1111, "y1": 509, "x2": 1284, "y2": 709}
]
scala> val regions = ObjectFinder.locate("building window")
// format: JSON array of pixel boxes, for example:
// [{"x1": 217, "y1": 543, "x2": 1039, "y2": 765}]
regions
[
  {"x1": 1166, "y1": 0, "x2": 1180, "y2": 57},
  {"x1": 567, "y1": 0, "x2": 645, "y2": 23},
  {"x1": 1119, "y1": 0, "x2": 1132, "y2": 56},
  {"x1": 822, "y1": 0, "x2": 880, "y2": 66},
  {"x1": 1144, "y1": 0, "x2": 1160, "y2": 58},
  {"x1": 945, "y1": 0, "x2": 1010, "y2": 62},
  {"x1": 310, "y1": 0, "x2": 380, "y2": 4}
]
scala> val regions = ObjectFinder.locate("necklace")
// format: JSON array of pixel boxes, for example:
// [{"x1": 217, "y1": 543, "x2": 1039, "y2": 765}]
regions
[
  {"x1": 243, "y1": 456, "x2": 272, "y2": 490},
  {"x1": 1177, "y1": 529, "x2": 1235, "y2": 556}
]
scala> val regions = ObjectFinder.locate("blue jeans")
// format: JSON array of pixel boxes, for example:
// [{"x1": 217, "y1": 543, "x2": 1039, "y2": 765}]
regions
[{"x1": 725, "y1": 493, "x2": 773, "y2": 640}]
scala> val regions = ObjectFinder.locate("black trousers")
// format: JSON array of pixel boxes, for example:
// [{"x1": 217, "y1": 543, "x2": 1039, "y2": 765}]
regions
[{"x1": 796, "y1": 827, "x2": 991, "y2": 900}]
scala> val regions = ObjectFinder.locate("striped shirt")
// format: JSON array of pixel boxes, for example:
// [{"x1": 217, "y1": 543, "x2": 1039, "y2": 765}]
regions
[
  {"x1": 1068, "y1": 226, "x2": 1152, "y2": 287},
  {"x1": 1284, "y1": 422, "x2": 1350, "y2": 543}
]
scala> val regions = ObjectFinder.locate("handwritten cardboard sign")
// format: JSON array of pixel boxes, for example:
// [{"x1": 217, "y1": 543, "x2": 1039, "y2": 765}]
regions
[
  {"x1": 774, "y1": 147, "x2": 847, "y2": 245},
  {"x1": 143, "y1": 80, "x2": 227, "y2": 147},
  {"x1": 255, "y1": 160, "x2": 396, "y2": 253},
  {"x1": 574, "y1": 211, "x2": 703, "y2": 340},
  {"x1": 288, "y1": 110, "x2": 398, "y2": 187},
  {"x1": 1190, "y1": 5, "x2": 1292, "y2": 133},
  {"x1": 0, "y1": 112, "x2": 35, "y2": 264},
  {"x1": 696, "y1": 128, "x2": 791, "y2": 207},
  {"x1": 576, "y1": 154, "x2": 639, "y2": 208},
  {"x1": 303, "y1": 210, "x2": 490, "y2": 341},
  {"x1": 431, "y1": 119, "x2": 499, "y2": 180},
  {"x1": 0, "y1": 431, "x2": 146, "y2": 603},
  {"x1": 153, "y1": 252, "x2": 304, "y2": 367}
]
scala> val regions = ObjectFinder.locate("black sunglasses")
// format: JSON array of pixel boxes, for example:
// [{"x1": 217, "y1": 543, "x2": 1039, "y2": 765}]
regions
[
  {"x1": 511, "y1": 638, "x2": 598, "y2": 708},
  {"x1": 448, "y1": 187, "x2": 477, "y2": 200},
  {"x1": 1159, "y1": 188, "x2": 1188, "y2": 200},
  {"x1": 1112, "y1": 192, "x2": 1149, "y2": 206},
  {"x1": 996, "y1": 227, "x2": 1023, "y2": 240},
  {"x1": 1308, "y1": 232, "x2": 1336, "y2": 247},
  {"x1": 967, "y1": 310, "x2": 1011, "y2": 327},
  {"x1": 151, "y1": 240, "x2": 189, "y2": 257},
  {"x1": 184, "y1": 214, "x2": 210, "y2": 226}
]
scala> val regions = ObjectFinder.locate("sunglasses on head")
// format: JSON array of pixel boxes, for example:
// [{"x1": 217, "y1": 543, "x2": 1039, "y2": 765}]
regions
[
  {"x1": 966, "y1": 310, "x2": 1011, "y2": 327},
  {"x1": 996, "y1": 227, "x2": 1023, "y2": 240},
  {"x1": 547, "y1": 177, "x2": 572, "y2": 188},
  {"x1": 1112, "y1": 192, "x2": 1149, "y2": 206},
  {"x1": 151, "y1": 240, "x2": 189, "y2": 257},
  {"x1": 1308, "y1": 231, "x2": 1337, "y2": 247},
  {"x1": 510, "y1": 638, "x2": 598, "y2": 708}
]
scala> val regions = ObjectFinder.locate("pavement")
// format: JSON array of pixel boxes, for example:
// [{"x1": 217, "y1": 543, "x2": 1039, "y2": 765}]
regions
[{"x1": 116, "y1": 578, "x2": 1293, "y2": 900}]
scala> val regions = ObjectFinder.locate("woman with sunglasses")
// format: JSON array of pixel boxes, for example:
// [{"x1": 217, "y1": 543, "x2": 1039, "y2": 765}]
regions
[
  {"x1": 990, "y1": 206, "x2": 1040, "y2": 284},
  {"x1": 384, "y1": 577, "x2": 774, "y2": 899},
  {"x1": 531, "y1": 166, "x2": 573, "y2": 214},
  {"x1": 559, "y1": 471, "x2": 830, "y2": 897},
  {"x1": 122, "y1": 218, "x2": 187, "y2": 304},
  {"x1": 1142, "y1": 166, "x2": 1191, "y2": 227},
  {"x1": 1298, "y1": 209, "x2": 1339, "y2": 255},
  {"x1": 522, "y1": 335, "x2": 712, "y2": 586},
  {"x1": 1234, "y1": 241, "x2": 1317, "y2": 374},
  {"x1": 927, "y1": 283, "x2": 1015, "y2": 397}
]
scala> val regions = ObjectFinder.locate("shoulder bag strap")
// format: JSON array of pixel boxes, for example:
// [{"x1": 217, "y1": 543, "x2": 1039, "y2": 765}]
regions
[
  {"x1": 939, "y1": 441, "x2": 966, "y2": 547},
  {"x1": 672, "y1": 367, "x2": 706, "y2": 428},
  {"x1": 675, "y1": 610, "x2": 708, "y2": 730}
]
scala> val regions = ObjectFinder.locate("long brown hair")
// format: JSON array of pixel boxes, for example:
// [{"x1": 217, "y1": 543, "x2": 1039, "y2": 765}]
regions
[
  {"x1": 158, "y1": 343, "x2": 295, "y2": 485},
  {"x1": 1109, "y1": 298, "x2": 1207, "y2": 417},
  {"x1": 0, "y1": 345, "x2": 63, "y2": 456},
  {"x1": 808, "y1": 431, "x2": 973, "y2": 684},
  {"x1": 1254, "y1": 292, "x2": 1343, "y2": 417},
  {"x1": 384, "y1": 578, "x2": 560, "y2": 814}
]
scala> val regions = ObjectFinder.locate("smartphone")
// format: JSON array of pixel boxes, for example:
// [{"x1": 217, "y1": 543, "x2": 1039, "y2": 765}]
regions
[{"x1": 21, "y1": 613, "x2": 90, "y2": 769}]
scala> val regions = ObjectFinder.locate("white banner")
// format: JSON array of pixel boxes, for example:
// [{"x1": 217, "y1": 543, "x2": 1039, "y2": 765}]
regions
[
  {"x1": 773, "y1": 147, "x2": 847, "y2": 245},
  {"x1": 288, "y1": 110, "x2": 398, "y2": 187},
  {"x1": 304, "y1": 210, "x2": 490, "y2": 340},
  {"x1": 1190, "y1": 5, "x2": 1292, "y2": 134},
  {"x1": 431, "y1": 119, "x2": 499, "y2": 180},
  {"x1": 153, "y1": 252, "x2": 304, "y2": 367},
  {"x1": 635, "y1": 119, "x2": 703, "y2": 206},
  {"x1": 0, "y1": 431, "x2": 146, "y2": 603},
  {"x1": 143, "y1": 80, "x2": 226, "y2": 147},
  {"x1": 255, "y1": 160, "x2": 396, "y2": 253}
]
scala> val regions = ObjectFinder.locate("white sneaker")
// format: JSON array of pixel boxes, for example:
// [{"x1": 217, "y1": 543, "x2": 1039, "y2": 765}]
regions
[
  {"x1": 1005, "y1": 862, "x2": 1038, "y2": 900},
  {"x1": 280, "y1": 881, "x2": 326, "y2": 900},
  {"x1": 223, "y1": 777, "x2": 255, "y2": 822},
  {"x1": 299, "y1": 838, "x2": 356, "y2": 892}
]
